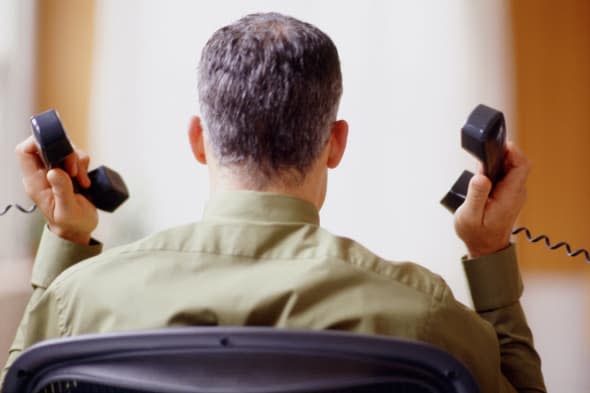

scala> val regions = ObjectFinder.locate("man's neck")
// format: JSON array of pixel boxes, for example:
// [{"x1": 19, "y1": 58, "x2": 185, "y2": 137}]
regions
[{"x1": 209, "y1": 169, "x2": 327, "y2": 210}]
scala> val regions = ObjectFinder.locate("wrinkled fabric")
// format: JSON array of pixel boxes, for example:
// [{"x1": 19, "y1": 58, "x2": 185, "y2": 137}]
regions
[{"x1": 2, "y1": 191, "x2": 545, "y2": 392}]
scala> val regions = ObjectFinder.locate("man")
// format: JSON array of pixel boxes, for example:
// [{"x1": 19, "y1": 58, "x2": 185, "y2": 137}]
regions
[{"x1": 2, "y1": 12, "x2": 545, "y2": 392}]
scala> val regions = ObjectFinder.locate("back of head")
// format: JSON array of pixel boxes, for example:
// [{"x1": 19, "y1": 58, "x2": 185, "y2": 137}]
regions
[{"x1": 198, "y1": 13, "x2": 342, "y2": 188}]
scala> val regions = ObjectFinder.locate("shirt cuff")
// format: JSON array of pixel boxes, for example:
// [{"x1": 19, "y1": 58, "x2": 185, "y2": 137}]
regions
[
  {"x1": 462, "y1": 243, "x2": 523, "y2": 312},
  {"x1": 31, "y1": 226, "x2": 103, "y2": 289}
]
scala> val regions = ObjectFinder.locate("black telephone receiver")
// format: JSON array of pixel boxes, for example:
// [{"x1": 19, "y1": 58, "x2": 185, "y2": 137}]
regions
[
  {"x1": 30, "y1": 109, "x2": 129, "y2": 212},
  {"x1": 441, "y1": 104, "x2": 505, "y2": 212},
  {"x1": 441, "y1": 104, "x2": 589, "y2": 263}
]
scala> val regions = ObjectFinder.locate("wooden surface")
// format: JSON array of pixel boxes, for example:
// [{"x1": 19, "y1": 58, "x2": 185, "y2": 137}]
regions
[
  {"x1": 35, "y1": 0, "x2": 96, "y2": 151},
  {"x1": 510, "y1": 0, "x2": 590, "y2": 271}
]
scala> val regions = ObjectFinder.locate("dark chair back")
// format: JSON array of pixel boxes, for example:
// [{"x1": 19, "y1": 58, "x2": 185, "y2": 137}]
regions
[{"x1": 3, "y1": 327, "x2": 479, "y2": 393}]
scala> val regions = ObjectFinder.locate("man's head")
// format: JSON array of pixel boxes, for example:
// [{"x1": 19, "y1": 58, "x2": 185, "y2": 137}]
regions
[{"x1": 191, "y1": 12, "x2": 347, "y2": 200}]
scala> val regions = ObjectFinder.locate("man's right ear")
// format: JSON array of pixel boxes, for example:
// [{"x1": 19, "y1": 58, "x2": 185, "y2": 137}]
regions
[
  {"x1": 188, "y1": 116, "x2": 207, "y2": 164},
  {"x1": 326, "y1": 120, "x2": 348, "y2": 169}
]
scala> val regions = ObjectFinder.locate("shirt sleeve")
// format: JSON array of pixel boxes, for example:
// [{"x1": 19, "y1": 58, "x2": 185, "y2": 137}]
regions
[
  {"x1": 462, "y1": 244, "x2": 546, "y2": 392},
  {"x1": 32, "y1": 226, "x2": 103, "y2": 289},
  {"x1": 418, "y1": 244, "x2": 545, "y2": 393},
  {"x1": 1, "y1": 226, "x2": 102, "y2": 387}
]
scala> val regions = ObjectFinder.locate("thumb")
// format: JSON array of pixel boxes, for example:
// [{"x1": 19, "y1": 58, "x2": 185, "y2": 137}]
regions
[
  {"x1": 460, "y1": 174, "x2": 492, "y2": 220},
  {"x1": 47, "y1": 169, "x2": 75, "y2": 208}
]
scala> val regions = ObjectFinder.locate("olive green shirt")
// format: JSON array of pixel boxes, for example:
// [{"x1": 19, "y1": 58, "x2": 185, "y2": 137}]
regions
[{"x1": 2, "y1": 191, "x2": 545, "y2": 392}]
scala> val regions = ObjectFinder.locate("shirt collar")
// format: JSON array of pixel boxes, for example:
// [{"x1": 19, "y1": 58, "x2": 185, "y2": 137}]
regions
[{"x1": 202, "y1": 191, "x2": 320, "y2": 225}]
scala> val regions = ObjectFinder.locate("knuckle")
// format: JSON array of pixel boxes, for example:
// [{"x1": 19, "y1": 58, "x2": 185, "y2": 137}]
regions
[
  {"x1": 76, "y1": 148, "x2": 89, "y2": 159},
  {"x1": 22, "y1": 180, "x2": 39, "y2": 201},
  {"x1": 455, "y1": 213, "x2": 475, "y2": 232},
  {"x1": 22, "y1": 180, "x2": 32, "y2": 195},
  {"x1": 15, "y1": 142, "x2": 28, "y2": 156}
]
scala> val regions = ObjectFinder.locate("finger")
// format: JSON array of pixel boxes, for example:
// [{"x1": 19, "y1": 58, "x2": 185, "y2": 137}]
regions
[
  {"x1": 504, "y1": 141, "x2": 530, "y2": 171},
  {"x1": 494, "y1": 143, "x2": 530, "y2": 197},
  {"x1": 489, "y1": 143, "x2": 530, "y2": 219},
  {"x1": 476, "y1": 161, "x2": 484, "y2": 175},
  {"x1": 15, "y1": 136, "x2": 46, "y2": 176},
  {"x1": 47, "y1": 169, "x2": 76, "y2": 209},
  {"x1": 491, "y1": 172, "x2": 528, "y2": 219},
  {"x1": 459, "y1": 174, "x2": 492, "y2": 223},
  {"x1": 22, "y1": 174, "x2": 51, "y2": 203},
  {"x1": 496, "y1": 162, "x2": 528, "y2": 195},
  {"x1": 63, "y1": 153, "x2": 79, "y2": 177},
  {"x1": 17, "y1": 136, "x2": 51, "y2": 198},
  {"x1": 75, "y1": 151, "x2": 91, "y2": 188}
]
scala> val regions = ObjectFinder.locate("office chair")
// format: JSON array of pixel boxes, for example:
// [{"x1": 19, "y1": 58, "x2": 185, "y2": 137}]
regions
[{"x1": 3, "y1": 327, "x2": 479, "y2": 393}]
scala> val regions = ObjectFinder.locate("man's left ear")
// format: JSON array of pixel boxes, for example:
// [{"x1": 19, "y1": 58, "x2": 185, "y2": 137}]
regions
[
  {"x1": 326, "y1": 120, "x2": 348, "y2": 169},
  {"x1": 188, "y1": 116, "x2": 207, "y2": 164}
]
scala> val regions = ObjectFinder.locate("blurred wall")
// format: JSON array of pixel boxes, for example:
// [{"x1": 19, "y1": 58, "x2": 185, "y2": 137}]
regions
[
  {"x1": 0, "y1": 0, "x2": 36, "y2": 369},
  {"x1": 89, "y1": 0, "x2": 514, "y2": 306},
  {"x1": 511, "y1": 0, "x2": 590, "y2": 272},
  {"x1": 0, "y1": 0, "x2": 37, "y2": 261},
  {"x1": 510, "y1": 1, "x2": 590, "y2": 391},
  {"x1": 35, "y1": 0, "x2": 96, "y2": 150},
  {"x1": 0, "y1": 0, "x2": 96, "y2": 369},
  {"x1": 0, "y1": 0, "x2": 36, "y2": 366}
]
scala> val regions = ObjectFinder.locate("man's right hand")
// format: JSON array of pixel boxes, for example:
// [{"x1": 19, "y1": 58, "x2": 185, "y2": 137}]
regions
[
  {"x1": 454, "y1": 142, "x2": 530, "y2": 258},
  {"x1": 16, "y1": 136, "x2": 98, "y2": 245}
]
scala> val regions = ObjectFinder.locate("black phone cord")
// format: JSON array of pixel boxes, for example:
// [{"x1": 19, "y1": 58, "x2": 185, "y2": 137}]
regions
[
  {"x1": 512, "y1": 227, "x2": 590, "y2": 263},
  {"x1": 0, "y1": 204, "x2": 37, "y2": 216}
]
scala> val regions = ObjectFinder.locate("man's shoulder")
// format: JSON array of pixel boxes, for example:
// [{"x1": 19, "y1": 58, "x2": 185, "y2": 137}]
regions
[
  {"x1": 48, "y1": 220, "x2": 452, "y2": 305},
  {"x1": 52, "y1": 222, "x2": 199, "y2": 286},
  {"x1": 315, "y1": 228, "x2": 451, "y2": 302}
]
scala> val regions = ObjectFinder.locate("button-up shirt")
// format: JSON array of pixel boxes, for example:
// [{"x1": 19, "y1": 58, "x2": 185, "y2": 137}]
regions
[{"x1": 2, "y1": 191, "x2": 546, "y2": 392}]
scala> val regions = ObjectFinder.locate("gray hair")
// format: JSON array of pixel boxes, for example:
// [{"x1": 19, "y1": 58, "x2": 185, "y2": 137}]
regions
[{"x1": 198, "y1": 12, "x2": 343, "y2": 187}]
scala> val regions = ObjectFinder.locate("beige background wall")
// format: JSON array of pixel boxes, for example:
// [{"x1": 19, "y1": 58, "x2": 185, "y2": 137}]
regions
[
  {"x1": 0, "y1": 0, "x2": 95, "y2": 369},
  {"x1": 0, "y1": 0, "x2": 36, "y2": 368}
]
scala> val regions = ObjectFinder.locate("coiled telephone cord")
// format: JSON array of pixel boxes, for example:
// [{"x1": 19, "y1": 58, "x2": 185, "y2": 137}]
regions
[
  {"x1": 0, "y1": 203, "x2": 37, "y2": 216},
  {"x1": 512, "y1": 227, "x2": 590, "y2": 263}
]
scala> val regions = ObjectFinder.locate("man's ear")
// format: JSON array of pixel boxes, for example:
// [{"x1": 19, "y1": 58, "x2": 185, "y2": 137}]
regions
[
  {"x1": 326, "y1": 120, "x2": 348, "y2": 169},
  {"x1": 188, "y1": 116, "x2": 207, "y2": 164}
]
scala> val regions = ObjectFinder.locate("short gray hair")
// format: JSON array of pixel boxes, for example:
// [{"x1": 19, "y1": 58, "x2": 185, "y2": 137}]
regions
[{"x1": 198, "y1": 12, "x2": 342, "y2": 186}]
